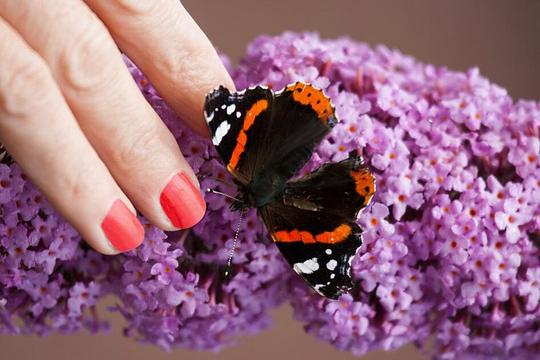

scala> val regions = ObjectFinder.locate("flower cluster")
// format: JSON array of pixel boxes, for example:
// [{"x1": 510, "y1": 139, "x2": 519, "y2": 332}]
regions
[
  {"x1": 235, "y1": 32, "x2": 539, "y2": 359},
  {"x1": 1, "y1": 32, "x2": 539, "y2": 358}
]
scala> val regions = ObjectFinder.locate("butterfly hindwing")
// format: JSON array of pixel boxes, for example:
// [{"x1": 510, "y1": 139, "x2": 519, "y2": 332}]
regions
[
  {"x1": 278, "y1": 232, "x2": 362, "y2": 299},
  {"x1": 283, "y1": 151, "x2": 376, "y2": 219},
  {"x1": 259, "y1": 152, "x2": 375, "y2": 299},
  {"x1": 279, "y1": 223, "x2": 362, "y2": 299},
  {"x1": 260, "y1": 202, "x2": 362, "y2": 299}
]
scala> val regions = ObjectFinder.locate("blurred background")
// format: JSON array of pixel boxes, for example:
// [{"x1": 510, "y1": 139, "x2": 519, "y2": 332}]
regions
[{"x1": 1, "y1": 1, "x2": 539, "y2": 359}]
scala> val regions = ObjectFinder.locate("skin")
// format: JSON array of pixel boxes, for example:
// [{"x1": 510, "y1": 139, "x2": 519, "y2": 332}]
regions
[{"x1": 0, "y1": 0, "x2": 235, "y2": 254}]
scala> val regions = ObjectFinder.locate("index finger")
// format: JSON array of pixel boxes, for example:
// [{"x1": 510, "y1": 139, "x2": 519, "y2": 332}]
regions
[{"x1": 85, "y1": 0, "x2": 236, "y2": 136}]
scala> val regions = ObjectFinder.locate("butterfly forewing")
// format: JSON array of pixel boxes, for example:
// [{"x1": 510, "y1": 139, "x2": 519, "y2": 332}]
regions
[
  {"x1": 204, "y1": 83, "x2": 335, "y2": 205},
  {"x1": 204, "y1": 85, "x2": 274, "y2": 185}
]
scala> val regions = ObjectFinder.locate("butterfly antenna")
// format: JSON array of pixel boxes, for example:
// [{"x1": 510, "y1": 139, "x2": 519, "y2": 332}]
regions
[
  {"x1": 224, "y1": 208, "x2": 246, "y2": 278},
  {"x1": 206, "y1": 188, "x2": 242, "y2": 203}
]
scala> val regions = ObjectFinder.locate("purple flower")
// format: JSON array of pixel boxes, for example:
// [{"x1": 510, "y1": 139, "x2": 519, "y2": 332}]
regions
[
  {"x1": 0, "y1": 164, "x2": 13, "y2": 204},
  {"x1": 150, "y1": 257, "x2": 182, "y2": 285},
  {"x1": 508, "y1": 136, "x2": 539, "y2": 178},
  {"x1": 165, "y1": 273, "x2": 207, "y2": 317},
  {"x1": 326, "y1": 294, "x2": 372, "y2": 336},
  {"x1": 519, "y1": 268, "x2": 540, "y2": 311},
  {"x1": 68, "y1": 282, "x2": 101, "y2": 316},
  {"x1": 494, "y1": 199, "x2": 529, "y2": 243}
]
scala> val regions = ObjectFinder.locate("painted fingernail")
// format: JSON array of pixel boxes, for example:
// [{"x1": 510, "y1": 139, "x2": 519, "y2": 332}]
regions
[
  {"x1": 160, "y1": 172, "x2": 206, "y2": 229},
  {"x1": 101, "y1": 199, "x2": 144, "y2": 252}
]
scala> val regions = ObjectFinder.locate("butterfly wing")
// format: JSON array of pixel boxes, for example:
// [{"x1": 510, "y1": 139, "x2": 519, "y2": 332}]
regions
[
  {"x1": 259, "y1": 152, "x2": 376, "y2": 299},
  {"x1": 204, "y1": 85, "x2": 274, "y2": 185},
  {"x1": 204, "y1": 83, "x2": 335, "y2": 201},
  {"x1": 283, "y1": 150, "x2": 376, "y2": 218}
]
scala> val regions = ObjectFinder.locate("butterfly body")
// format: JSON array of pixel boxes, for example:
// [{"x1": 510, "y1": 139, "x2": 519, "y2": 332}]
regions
[
  {"x1": 231, "y1": 166, "x2": 286, "y2": 210},
  {"x1": 204, "y1": 83, "x2": 375, "y2": 299}
]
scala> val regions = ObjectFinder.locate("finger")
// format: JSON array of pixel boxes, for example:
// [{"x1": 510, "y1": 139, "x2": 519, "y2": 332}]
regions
[
  {"x1": 0, "y1": 1, "x2": 206, "y2": 231},
  {"x1": 85, "y1": 0, "x2": 236, "y2": 136},
  {"x1": 0, "y1": 18, "x2": 143, "y2": 254}
]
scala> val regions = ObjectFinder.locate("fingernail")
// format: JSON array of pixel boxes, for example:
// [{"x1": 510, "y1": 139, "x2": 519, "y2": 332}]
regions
[
  {"x1": 160, "y1": 172, "x2": 206, "y2": 229},
  {"x1": 101, "y1": 199, "x2": 144, "y2": 252}
]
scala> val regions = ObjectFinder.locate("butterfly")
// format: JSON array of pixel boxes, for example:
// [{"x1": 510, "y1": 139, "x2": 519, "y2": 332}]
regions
[{"x1": 204, "y1": 82, "x2": 376, "y2": 299}]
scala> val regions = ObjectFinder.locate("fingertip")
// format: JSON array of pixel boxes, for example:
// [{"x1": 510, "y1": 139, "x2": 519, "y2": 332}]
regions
[
  {"x1": 100, "y1": 199, "x2": 145, "y2": 253},
  {"x1": 159, "y1": 171, "x2": 207, "y2": 230}
]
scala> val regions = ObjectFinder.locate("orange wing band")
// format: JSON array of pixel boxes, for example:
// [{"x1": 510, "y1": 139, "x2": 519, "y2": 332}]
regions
[
  {"x1": 227, "y1": 99, "x2": 269, "y2": 171},
  {"x1": 350, "y1": 169, "x2": 376, "y2": 205},
  {"x1": 273, "y1": 224, "x2": 352, "y2": 244},
  {"x1": 286, "y1": 83, "x2": 334, "y2": 123}
]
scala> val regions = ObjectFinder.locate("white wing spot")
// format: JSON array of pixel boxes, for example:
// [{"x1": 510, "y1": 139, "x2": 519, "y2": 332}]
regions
[
  {"x1": 212, "y1": 121, "x2": 231, "y2": 146},
  {"x1": 221, "y1": 104, "x2": 226, "y2": 109},
  {"x1": 330, "y1": 274, "x2": 336, "y2": 279},
  {"x1": 293, "y1": 258, "x2": 319, "y2": 274},
  {"x1": 205, "y1": 111, "x2": 214, "y2": 123},
  {"x1": 326, "y1": 259, "x2": 338, "y2": 271},
  {"x1": 226, "y1": 104, "x2": 236, "y2": 115},
  {"x1": 236, "y1": 111, "x2": 242, "y2": 118},
  {"x1": 325, "y1": 249, "x2": 332, "y2": 255}
]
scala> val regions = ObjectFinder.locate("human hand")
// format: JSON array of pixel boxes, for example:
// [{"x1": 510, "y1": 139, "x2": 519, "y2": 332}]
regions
[{"x1": 0, "y1": 0, "x2": 235, "y2": 254}]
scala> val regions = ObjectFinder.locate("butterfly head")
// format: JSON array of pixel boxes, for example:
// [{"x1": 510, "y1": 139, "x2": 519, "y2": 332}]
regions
[{"x1": 228, "y1": 183, "x2": 286, "y2": 214}]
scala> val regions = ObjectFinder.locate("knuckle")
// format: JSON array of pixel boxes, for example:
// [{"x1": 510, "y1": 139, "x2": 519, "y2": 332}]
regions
[
  {"x1": 159, "y1": 46, "x2": 200, "y2": 85},
  {"x1": 157, "y1": 37, "x2": 218, "y2": 91},
  {"x1": 0, "y1": 51, "x2": 54, "y2": 118},
  {"x1": 61, "y1": 162, "x2": 89, "y2": 200},
  {"x1": 112, "y1": 121, "x2": 163, "y2": 173},
  {"x1": 56, "y1": 160, "x2": 99, "y2": 212},
  {"x1": 59, "y1": 13, "x2": 120, "y2": 92}
]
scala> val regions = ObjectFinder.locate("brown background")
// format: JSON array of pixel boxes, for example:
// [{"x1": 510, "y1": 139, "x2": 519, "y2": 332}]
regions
[{"x1": 1, "y1": 1, "x2": 539, "y2": 359}]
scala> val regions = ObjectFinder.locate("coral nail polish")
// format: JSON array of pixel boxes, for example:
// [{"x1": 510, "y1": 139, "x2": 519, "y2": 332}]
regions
[
  {"x1": 160, "y1": 172, "x2": 206, "y2": 229},
  {"x1": 101, "y1": 199, "x2": 144, "y2": 252}
]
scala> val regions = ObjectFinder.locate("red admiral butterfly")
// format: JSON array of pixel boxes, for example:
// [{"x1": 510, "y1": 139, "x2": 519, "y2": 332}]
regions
[{"x1": 204, "y1": 82, "x2": 376, "y2": 299}]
